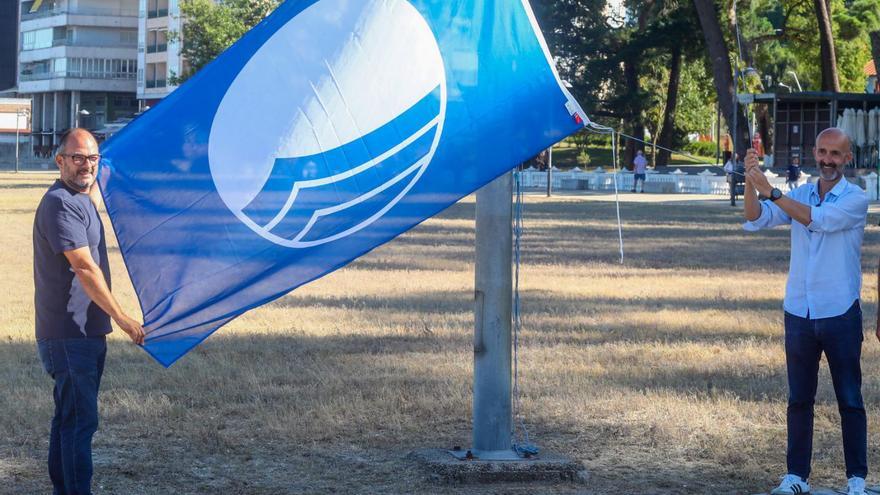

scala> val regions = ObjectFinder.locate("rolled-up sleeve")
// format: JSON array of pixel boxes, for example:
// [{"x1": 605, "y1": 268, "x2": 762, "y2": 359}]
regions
[
  {"x1": 807, "y1": 193, "x2": 868, "y2": 233},
  {"x1": 743, "y1": 200, "x2": 791, "y2": 231}
]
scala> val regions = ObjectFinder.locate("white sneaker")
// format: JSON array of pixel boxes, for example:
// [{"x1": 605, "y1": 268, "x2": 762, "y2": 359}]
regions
[
  {"x1": 848, "y1": 476, "x2": 866, "y2": 495},
  {"x1": 771, "y1": 474, "x2": 811, "y2": 494}
]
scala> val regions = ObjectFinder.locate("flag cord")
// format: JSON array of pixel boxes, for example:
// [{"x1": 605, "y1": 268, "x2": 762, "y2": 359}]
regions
[{"x1": 511, "y1": 169, "x2": 538, "y2": 457}]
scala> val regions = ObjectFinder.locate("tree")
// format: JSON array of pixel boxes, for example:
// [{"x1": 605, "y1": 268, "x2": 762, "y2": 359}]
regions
[
  {"x1": 169, "y1": 0, "x2": 279, "y2": 84},
  {"x1": 692, "y1": 0, "x2": 749, "y2": 157},
  {"x1": 837, "y1": 0, "x2": 880, "y2": 87},
  {"x1": 635, "y1": 5, "x2": 707, "y2": 167},
  {"x1": 814, "y1": 0, "x2": 841, "y2": 91}
]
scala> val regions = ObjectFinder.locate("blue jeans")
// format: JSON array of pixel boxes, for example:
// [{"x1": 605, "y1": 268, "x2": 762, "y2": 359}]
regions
[
  {"x1": 37, "y1": 337, "x2": 107, "y2": 495},
  {"x1": 784, "y1": 301, "x2": 866, "y2": 480}
]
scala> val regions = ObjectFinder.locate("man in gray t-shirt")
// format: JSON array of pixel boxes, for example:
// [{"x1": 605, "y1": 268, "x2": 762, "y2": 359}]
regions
[
  {"x1": 632, "y1": 150, "x2": 648, "y2": 193},
  {"x1": 33, "y1": 128, "x2": 144, "y2": 495}
]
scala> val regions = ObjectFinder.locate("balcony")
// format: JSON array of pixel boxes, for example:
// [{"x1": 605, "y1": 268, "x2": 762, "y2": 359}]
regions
[
  {"x1": 19, "y1": 39, "x2": 138, "y2": 50},
  {"x1": 20, "y1": 71, "x2": 137, "y2": 82},
  {"x1": 22, "y1": 6, "x2": 139, "y2": 20}
]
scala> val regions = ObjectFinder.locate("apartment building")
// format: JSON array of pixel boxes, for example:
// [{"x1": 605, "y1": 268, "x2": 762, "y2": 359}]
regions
[
  {"x1": 17, "y1": 0, "x2": 139, "y2": 151},
  {"x1": 0, "y1": 0, "x2": 20, "y2": 91},
  {"x1": 138, "y1": 0, "x2": 183, "y2": 107}
]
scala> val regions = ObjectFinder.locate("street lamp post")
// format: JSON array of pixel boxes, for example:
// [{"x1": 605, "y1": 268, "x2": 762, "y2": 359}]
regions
[
  {"x1": 15, "y1": 109, "x2": 30, "y2": 174},
  {"x1": 74, "y1": 104, "x2": 90, "y2": 128},
  {"x1": 786, "y1": 71, "x2": 803, "y2": 92}
]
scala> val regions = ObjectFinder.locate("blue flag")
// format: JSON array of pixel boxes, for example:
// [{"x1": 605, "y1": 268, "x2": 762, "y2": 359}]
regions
[{"x1": 100, "y1": 0, "x2": 586, "y2": 367}]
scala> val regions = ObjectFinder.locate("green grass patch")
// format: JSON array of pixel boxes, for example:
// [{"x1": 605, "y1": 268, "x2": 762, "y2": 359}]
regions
[{"x1": 550, "y1": 143, "x2": 718, "y2": 170}]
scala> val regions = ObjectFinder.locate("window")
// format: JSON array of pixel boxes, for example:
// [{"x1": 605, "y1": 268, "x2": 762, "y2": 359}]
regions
[
  {"x1": 63, "y1": 58, "x2": 136, "y2": 79},
  {"x1": 22, "y1": 31, "x2": 34, "y2": 51},
  {"x1": 147, "y1": 30, "x2": 168, "y2": 53},
  {"x1": 21, "y1": 28, "x2": 53, "y2": 50},
  {"x1": 145, "y1": 62, "x2": 167, "y2": 88}
]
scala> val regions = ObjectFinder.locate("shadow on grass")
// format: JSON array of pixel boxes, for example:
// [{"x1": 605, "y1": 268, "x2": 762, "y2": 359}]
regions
[
  {"x1": 3, "y1": 327, "x2": 874, "y2": 495},
  {"x1": 359, "y1": 199, "x2": 880, "y2": 273}
]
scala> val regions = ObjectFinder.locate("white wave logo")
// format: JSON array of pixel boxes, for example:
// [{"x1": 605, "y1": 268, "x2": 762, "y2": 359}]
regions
[{"x1": 209, "y1": 0, "x2": 447, "y2": 248}]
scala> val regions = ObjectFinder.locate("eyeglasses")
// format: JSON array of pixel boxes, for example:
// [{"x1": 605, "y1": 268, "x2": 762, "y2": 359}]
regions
[{"x1": 61, "y1": 153, "x2": 101, "y2": 165}]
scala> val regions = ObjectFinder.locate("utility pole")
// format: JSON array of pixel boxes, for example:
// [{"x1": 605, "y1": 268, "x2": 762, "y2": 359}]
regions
[{"x1": 15, "y1": 111, "x2": 21, "y2": 173}]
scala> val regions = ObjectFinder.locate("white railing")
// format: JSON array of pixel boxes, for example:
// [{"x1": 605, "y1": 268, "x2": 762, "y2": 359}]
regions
[{"x1": 518, "y1": 167, "x2": 880, "y2": 201}]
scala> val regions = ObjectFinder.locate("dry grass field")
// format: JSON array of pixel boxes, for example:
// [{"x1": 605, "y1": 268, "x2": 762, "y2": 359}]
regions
[{"x1": 3, "y1": 172, "x2": 880, "y2": 495}]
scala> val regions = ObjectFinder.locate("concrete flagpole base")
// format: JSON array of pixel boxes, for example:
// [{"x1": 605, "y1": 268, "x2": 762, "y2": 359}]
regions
[{"x1": 409, "y1": 448, "x2": 585, "y2": 484}]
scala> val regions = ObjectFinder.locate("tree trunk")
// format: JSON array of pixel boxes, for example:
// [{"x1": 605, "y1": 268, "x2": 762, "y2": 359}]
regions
[
  {"x1": 730, "y1": 24, "x2": 774, "y2": 160},
  {"x1": 623, "y1": 58, "x2": 643, "y2": 170},
  {"x1": 656, "y1": 46, "x2": 682, "y2": 168},
  {"x1": 621, "y1": 3, "x2": 654, "y2": 170},
  {"x1": 692, "y1": 0, "x2": 749, "y2": 157},
  {"x1": 814, "y1": 0, "x2": 840, "y2": 92}
]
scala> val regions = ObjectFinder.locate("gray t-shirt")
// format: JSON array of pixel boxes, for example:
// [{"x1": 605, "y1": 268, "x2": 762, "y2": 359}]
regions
[{"x1": 33, "y1": 180, "x2": 112, "y2": 340}]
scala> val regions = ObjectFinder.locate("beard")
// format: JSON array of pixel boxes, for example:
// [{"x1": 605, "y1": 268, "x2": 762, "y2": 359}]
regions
[
  {"x1": 63, "y1": 169, "x2": 94, "y2": 192},
  {"x1": 817, "y1": 161, "x2": 842, "y2": 182}
]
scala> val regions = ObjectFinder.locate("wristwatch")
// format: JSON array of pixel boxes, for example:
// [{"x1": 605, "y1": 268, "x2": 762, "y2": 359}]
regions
[{"x1": 769, "y1": 187, "x2": 783, "y2": 202}]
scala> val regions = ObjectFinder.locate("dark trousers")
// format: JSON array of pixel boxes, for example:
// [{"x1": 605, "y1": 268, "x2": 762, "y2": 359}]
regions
[
  {"x1": 37, "y1": 337, "x2": 107, "y2": 495},
  {"x1": 632, "y1": 173, "x2": 646, "y2": 192},
  {"x1": 784, "y1": 301, "x2": 866, "y2": 480}
]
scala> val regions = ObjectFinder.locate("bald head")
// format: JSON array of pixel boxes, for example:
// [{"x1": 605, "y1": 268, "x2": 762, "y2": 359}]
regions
[
  {"x1": 56, "y1": 128, "x2": 98, "y2": 157},
  {"x1": 813, "y1": 127, "x2": 852, "y2": 184},
  {"x1": 818, "y1": 127, "x2": 852, "y2": 150}
]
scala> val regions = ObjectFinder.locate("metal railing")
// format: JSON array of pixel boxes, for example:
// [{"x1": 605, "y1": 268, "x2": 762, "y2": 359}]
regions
[
  {"x1": 20, "y1": 71, "x2": 136, "y2": 81},
  {"x1": 17, "y1": 39, "x2": 139, "y2": 50},
  {"x1": 22, "y1": 7, "x2": 139, "y2": 20},
  {"x1": 146, "y1": 43, "x2": 167, "y2": 53}
]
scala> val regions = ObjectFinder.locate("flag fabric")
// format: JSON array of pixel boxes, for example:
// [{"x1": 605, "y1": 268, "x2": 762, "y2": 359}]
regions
[{"x1": 100, "y1": 0, "x2": 586, "y2": 367}]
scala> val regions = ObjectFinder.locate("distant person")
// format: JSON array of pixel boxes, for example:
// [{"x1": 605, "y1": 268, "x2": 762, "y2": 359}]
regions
[
  {"x1": 742, "y1": 128, "x2": 868, "y2": 495},
  {"x1": 724, "y1": 153, "x2": 741, "y2": 206},
  {"x1": 33, "y1": 128, "x2": 145, "y2": 495},
  {"x1": 632, "y1": 150, "x2": 647, "y2": 193},
  {"x1": 534, "y1": 149, "x2": 548, "y2": 171},
  {"x1": 787, "y1": 162, "x2": 801, "y2": 191}
]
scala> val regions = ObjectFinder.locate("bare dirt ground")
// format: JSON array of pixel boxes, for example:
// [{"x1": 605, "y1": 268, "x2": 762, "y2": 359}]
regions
[{"x1": 4, "y1": 173, "x2": 880, "y2": 495}]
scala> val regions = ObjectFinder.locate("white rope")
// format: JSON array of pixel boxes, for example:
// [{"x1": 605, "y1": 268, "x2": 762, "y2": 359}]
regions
[
  {"x1": 611, "y1": 131, "x2": 625, "y2": 264},
  {"x1": 583, "y1": 121, "x2": 625, "y2": 264}
]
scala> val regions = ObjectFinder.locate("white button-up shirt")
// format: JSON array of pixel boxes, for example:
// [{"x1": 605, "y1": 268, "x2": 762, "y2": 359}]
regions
[{"x1": 743, "y1": 178, "x2": 868, "y2": 319}]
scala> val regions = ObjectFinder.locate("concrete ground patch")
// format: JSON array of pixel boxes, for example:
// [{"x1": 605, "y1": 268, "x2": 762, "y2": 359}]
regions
[
  {"x1": 409, "y1": 448, "x2": 585, "y2": 484},
  {"x1": 752, "y1": 488, "x2": 844, "y2": 495}
]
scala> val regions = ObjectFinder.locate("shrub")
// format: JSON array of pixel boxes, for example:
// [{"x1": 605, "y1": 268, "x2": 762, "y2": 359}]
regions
[
  {"x1": 577, "y1": 150, "x2": 591, "y2": 166},
  {"x1": 682, "y1": 141, "x2": 718, "y2": 158}
]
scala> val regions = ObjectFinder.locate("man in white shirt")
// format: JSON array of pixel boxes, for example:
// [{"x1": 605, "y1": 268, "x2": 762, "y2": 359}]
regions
[{"x1": 632, "y1": 150, "x2": 647, "y2": 193}]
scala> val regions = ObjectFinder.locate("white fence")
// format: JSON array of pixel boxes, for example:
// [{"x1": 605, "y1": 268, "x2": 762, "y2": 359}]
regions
[{"x1": 519, "y1": 166, "x2": 880, "y2": 201}]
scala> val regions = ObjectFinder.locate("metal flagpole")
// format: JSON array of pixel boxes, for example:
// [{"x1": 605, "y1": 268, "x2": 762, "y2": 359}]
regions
[{"x1": 470, "y1": 171, "x2": 516, "y2": 459}]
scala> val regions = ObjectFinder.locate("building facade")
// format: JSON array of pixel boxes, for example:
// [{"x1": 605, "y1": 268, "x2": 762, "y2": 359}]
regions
[
  {"x1": 18, "y1": 0, "x2": 139, "y2": 153},
  {"x1": 0, "y1": 98, "x2": 32, "y2": 169},
  {"x1": 137, "y1": 0, "x2": 183, "y2": 107},
  {"x1": 0, "y1": 0, "x2": 20, "y2": 91}
]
